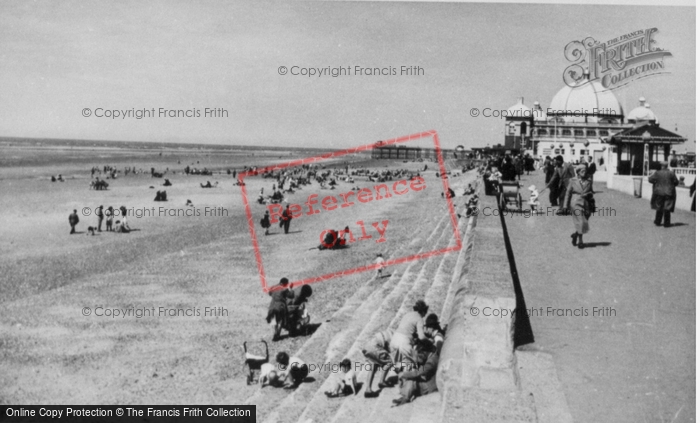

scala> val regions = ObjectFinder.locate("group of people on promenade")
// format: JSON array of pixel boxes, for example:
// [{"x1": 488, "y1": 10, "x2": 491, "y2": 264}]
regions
[
  {"x1": 496, "y1": 154, "x2": 536, "y2": 181},
  {"x1": 483, "y1": 151, "x2": 690, "y2": 248},
  {"x1": 481, "y1": 154, "x2": 597, "y2": 247},
  {"x1": 68, "y1": 205, "x2": 131, "y2": 235}
]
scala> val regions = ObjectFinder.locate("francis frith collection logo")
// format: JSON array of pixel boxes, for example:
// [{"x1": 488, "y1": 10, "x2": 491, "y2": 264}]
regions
[{"x1": 563, "y1": 28, "x2": 672, "y2": 90}]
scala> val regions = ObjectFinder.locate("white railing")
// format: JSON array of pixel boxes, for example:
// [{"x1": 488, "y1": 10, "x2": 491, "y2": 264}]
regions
[
  {"x1": 671, "y1": 167, "x2": 696, "y2": 186},
  {"x1": 671, "y1": 167, "x2": 696, "y2": 176}
]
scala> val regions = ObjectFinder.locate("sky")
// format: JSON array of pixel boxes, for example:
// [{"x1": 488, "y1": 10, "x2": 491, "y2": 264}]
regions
[{"x1": 0, "y1": 1, "x2": 695, "y2": 151}]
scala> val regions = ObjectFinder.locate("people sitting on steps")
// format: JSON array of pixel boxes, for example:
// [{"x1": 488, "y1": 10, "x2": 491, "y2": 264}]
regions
[
  {"x1": 392, "y1": 338, "x2": 439, "y2": 407},
  {"x1": 276, "y1": 352, "x2": 309, "y2": 389}
]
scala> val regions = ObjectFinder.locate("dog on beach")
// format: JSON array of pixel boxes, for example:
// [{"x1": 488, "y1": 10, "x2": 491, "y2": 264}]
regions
[{"x1": 86, "y1": 226, "x2": 96, "y2": 236}]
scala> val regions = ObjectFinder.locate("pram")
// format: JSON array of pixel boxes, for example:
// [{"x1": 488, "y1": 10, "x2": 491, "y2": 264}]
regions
[
  {"x1": 498, "y1": 181, "x2": 523, "y2": 212},
  {"x1": 243, "y1": 341, "x2": 269, "y2": 385}
]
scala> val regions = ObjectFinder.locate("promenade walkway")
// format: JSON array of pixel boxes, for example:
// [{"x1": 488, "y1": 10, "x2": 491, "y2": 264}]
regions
[{"x1": 502, "y1": 172, "x2": 695, "y2": 422}]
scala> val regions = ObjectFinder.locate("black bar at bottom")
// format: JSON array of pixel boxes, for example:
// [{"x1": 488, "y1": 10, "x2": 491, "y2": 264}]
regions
[{"x1": 0, "y1": 406, "x2": 256, "y2": 422}]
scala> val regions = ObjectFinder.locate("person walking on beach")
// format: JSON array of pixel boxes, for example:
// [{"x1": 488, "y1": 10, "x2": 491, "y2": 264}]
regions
[
  {"x1": 648, "y1": 161, "x2": 679, "y2": 228},
  {"x1": 95, "y1": 205, "x2": 104, "y2": 232},
  {"x1": 280, "y1": 204, "x2": 293, "y2": 234},
  {"x1": 68, "y1": 209, "x2": 79, "y2": 234},
  {"x1": 375, "y1": 253, "x2": 386, "y2": 277},
  {"x1": 260, "y1": 210, "x2": 271, "y2": 235},
  {"x1": 564, "y1": 164, "x2": 594, "y2": 249},
  {"x1": 105, "y1": 206, "x2": 114, "y2": 232}
]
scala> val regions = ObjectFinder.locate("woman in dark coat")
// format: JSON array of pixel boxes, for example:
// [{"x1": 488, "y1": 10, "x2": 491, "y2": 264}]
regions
[
  {"x1": 500, "y1": 157, "x2": 517, "y2": 181},
  {"x1": 564, "y1": 165, "x2": 594, "y2": 249},
  {"x1": 260, "y1": 211, "x2": 271, "y2": 235},
  {"x1": 690, "y1": 180, "x2": 696, "y2": 213},
  {"x1": 543, "y1": 157, "x2": 557, "y2": 206}
]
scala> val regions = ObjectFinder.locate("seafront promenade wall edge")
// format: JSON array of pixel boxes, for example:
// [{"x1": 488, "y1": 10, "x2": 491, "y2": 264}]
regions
[{"x1": 435, "y1": 176, "x2": 536, "y2": 420}]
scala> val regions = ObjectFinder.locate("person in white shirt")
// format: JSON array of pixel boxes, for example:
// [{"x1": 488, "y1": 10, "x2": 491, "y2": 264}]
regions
[
  {"x1": 375, "y1": 254, "x2": 386, "y2": 277},
  {"x1": 390, "y1": 300, "x2": 429, "y2": 369},
  {"x1": 324, "y1": 358, "x2": 358, "y2": 397},
  {"x1": 528, "y1": 185, "x2": 541, "y2": 211},
  {"x1": 258, "y1": 363, "x2": 279, "y2": 387}
]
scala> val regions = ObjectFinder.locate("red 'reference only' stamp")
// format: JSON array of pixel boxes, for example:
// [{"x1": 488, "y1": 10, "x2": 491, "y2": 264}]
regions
[{"x1": 239, "y1": 130, "x2": 461, "y2": 293}]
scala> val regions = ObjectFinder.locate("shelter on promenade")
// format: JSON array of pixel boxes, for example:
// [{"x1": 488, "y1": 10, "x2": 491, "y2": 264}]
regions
[{"x1": 608, "y1": 122, "x2": 686, "y2": 176}]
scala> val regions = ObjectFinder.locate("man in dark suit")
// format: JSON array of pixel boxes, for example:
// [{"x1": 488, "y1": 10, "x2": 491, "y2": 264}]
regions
[
  {"x1": 690, "y1": 180, "x2": 696, "y2": 213},
  {"x1": 543, "y1": 156, "x2": 557, "y2": 206},
  {"x1": 280, "y1": 204, "x2": 293, "y2": 234},
  {"x1": 500, "y1": 156, "x2": 517, "y2": 181},
  {"x1": 95, "y1": 205, "x2": 104, "y2": 232},
  {"x1": 545, "y1": 156, "x2": 576, "y2": 214},
  {"x1": 68, "y1": 209, "x2": 79, "y2": 234},
  {"x1": 393, "y1": 339, "x2": 439, "y2": 406},
  {"x1": 648, "y1": 162, "x2": 679, "y2": 227},
  {"x1": 586, "y1": 156, "x2": 597, "y2": 183}
]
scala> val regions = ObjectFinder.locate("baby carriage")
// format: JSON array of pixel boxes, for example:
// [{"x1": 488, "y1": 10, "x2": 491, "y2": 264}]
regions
[
  {"x1": 498, "y1": 181, "x2": 523, "y2": 212},
  {"x1": 243, "y1": 341, "x2": 269, "y2": 385}
]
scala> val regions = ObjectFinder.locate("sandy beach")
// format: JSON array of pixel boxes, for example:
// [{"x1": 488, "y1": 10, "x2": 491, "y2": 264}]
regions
[{"x1": 0, "y1": 139, "x2": 467, "y2": 414}]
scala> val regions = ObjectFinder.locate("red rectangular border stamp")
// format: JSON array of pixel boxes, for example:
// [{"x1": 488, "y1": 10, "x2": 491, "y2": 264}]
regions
[{"x1": 238, "y1": 130, "x2": 462, "y2": 293}]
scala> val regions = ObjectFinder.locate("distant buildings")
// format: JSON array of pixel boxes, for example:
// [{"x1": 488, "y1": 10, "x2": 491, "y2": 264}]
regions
[{"x1": 499, "y1": 74, "x2": 686, "y2": 177}]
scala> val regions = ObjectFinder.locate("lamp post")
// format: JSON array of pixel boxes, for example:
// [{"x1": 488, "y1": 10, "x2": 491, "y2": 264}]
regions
[{"x1": 642, "y1": 130, "x2": 651, "y2": 176}]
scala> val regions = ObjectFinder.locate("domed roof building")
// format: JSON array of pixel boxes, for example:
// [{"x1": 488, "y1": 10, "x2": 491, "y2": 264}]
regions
[
  {"x1": 627, "y1": 97, "x2": 658, "y2": 125},
  {"x1": 549, "y1": 79, "x2": 624, "y2": 123},
  {"x1": 496, "y1": 81, "x2": 686, "y2": 179},
  {"x1": 507, "y1": 97, "x2": 531, "y2": 115}
]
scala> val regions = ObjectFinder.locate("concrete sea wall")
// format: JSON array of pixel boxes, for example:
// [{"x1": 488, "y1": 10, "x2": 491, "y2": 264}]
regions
[{"x1": 435, "y1": 177, "x2": 537, "y2": 422}]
